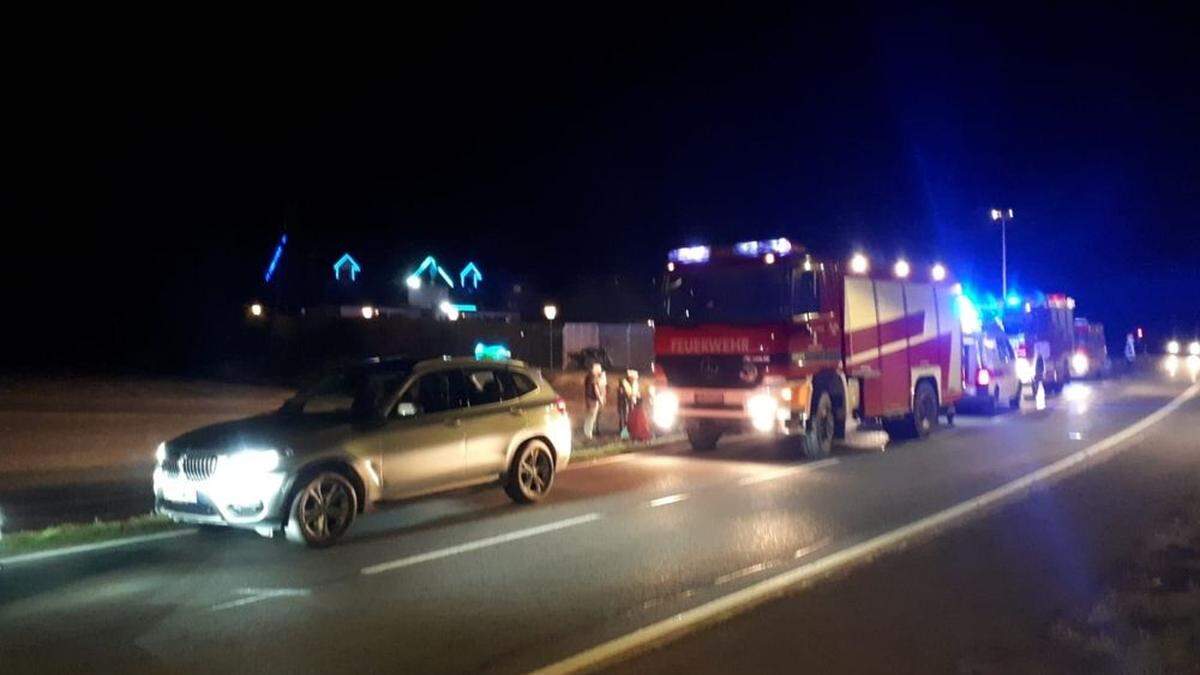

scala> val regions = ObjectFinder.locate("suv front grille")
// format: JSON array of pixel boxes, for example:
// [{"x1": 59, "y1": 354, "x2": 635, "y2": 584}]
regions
[{"x1": 173, "y1": 454, "x2": 218, "y2": 481}]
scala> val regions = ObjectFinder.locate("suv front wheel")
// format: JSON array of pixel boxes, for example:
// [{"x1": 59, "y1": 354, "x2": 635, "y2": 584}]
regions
[{"x1": 285, "y1": 471, "x2": 358, "y2": 547}]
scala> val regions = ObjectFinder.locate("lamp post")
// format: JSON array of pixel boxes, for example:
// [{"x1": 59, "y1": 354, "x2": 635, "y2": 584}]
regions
[
  {"x1": 990, "y1": 208, "x2": 1014, "y2": 300},
  {"x1": 543, "y1": 304, "x2": 558, "y2": 369}
]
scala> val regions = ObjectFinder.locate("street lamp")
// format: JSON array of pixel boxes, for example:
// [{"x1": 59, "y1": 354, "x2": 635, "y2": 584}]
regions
[
  {"x1": 543, "y1": 304, "x2": 558, "y2": 369},
  {"x1": 990, "y1": 207, "x2": 1014, "y2": 300}
]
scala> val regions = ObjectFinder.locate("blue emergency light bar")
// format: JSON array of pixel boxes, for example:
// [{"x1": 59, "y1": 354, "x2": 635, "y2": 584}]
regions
[
  {"x1": 734, "y1": 237, "x2": 793, "y2": 257},
  {"x1": 667, "y1": 245, "x2": 711, "y2": 264}
]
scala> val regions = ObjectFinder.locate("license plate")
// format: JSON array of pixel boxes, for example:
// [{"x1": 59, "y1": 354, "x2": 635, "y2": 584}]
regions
[
  {"x1": 695, "y1": 391, "x2": 724, "y2": 406},
  {"x1": 163, "y1": 482, "x2": 197, "y2": 504}
]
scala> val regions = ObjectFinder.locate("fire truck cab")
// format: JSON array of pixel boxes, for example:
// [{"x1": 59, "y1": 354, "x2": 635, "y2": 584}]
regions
[{"x1": 653, "y1": 239, "x2": 963, "y2": 456}]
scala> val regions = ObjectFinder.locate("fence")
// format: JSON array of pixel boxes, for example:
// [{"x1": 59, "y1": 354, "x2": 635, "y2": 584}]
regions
[{"x1": 562, "y1": 322, "x2": 655, "y2": 372}]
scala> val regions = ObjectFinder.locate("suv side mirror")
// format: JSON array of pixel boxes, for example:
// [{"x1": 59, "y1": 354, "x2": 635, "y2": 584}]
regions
[{"x1": 396, "y1": 402, "x2": 418, "y2": 418}]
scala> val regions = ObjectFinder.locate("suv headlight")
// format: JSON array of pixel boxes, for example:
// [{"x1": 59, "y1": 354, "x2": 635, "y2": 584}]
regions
[
  {"x1": 216, "y1": 449, "x2": 281, "y2": 475},
  {"x1": 155, "y1": 442, "x2": 167, "y2": 465}
]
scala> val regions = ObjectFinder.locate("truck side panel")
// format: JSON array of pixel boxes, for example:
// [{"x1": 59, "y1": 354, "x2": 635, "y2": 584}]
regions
[
  {"x1": 935, "y1": 285, "x2": 964, "y2": 404},
  {"x1": 844, "y1": 275, "x2": 885, "y2": 416},
  {"x1": 874, "y1": 280, "x2": 914, "y2": 416}
]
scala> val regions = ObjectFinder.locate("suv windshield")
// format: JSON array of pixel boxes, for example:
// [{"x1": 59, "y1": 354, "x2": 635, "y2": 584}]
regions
[
  {"x1": 285, "y1": 362, "x2": 414, "y2": 419},
  {"x1": 665, "y1": 265, "x2": 819, "y2": 323}
]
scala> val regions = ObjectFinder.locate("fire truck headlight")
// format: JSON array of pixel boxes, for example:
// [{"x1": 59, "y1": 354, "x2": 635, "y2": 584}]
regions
[
  {"x1": 1015, "y1": 357, "x2": 1035, "y2": 384},
  {"x1": 1189, "y1": 341, "x2": 1200, "y2": 356},
  {"x1": 653, "y1": 391, "x2": 680, "y2": 430},
  {"x1": 1167, "y1": 340, "x2": 1180, "y2": 355},
  {"x1": 746, "y1": 393, "x2": 778, "y2": 433},
  {"x1": 1070, "y1": 352, "x2": 1089, "y2": 377}
]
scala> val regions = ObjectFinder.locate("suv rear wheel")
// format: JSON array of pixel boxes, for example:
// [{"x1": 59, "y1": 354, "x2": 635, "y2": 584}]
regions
[{"x1": 505, "y1": 439, "x2": 556, "y2": 503}]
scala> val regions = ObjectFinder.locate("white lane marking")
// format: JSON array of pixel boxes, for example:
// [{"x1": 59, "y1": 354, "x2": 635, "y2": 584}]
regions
[
  {"x1": 714, "y1": 562, "x2": 772, "y2": 586},
  {"x1": 648, "y1": 493, "x2": 688, "y2": 508},
  {"x1": 794, "y1": 538, "x2": 831, "y2": 560},
  {"x1": 533, "y1": 383, "x2": 1200, "y2": 675},
  {"x1": 361, "y1": 513, "x2": 602, "y2": 576},
  {"x1": 738, "y1": 458, "x2": 839, "y2": 486},
  {"x1": 211, "y1": 587, "x2": 310, "y2": 612},
  {"x1": 0, "y1": 528, "x2": 198, "y2": 567}
]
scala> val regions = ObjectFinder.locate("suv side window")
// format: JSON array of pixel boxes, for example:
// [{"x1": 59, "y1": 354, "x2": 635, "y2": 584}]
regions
[
  {"x1": 493, "y1": 370, "x2": 538, "y2": 400},
  {"x1": 401, "y1": 370, "x2": 470, "y2": 415},
  {"x1": 509, "y1": 371, "x2": 538, "y2": 397},
  {"x1": 465, "y1": 369, "x2": 504, "y2": 406}
]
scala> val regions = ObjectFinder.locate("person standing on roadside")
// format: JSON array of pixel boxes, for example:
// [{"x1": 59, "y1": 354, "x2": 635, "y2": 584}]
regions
[
  {"x1": 583, "y1": 362, "x2": 606, "y2": 439},
  {"x1": 617, "y1": 369, "x2": 640, "y2": 437}
]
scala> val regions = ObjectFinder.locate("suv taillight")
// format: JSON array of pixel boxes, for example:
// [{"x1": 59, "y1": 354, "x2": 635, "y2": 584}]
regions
[
  {"x1": 551, "y1": 397, "x2": 567, "y2": 415},
  {"x1": 976, "y1": 368, "x2": 992, "y2": 387}
]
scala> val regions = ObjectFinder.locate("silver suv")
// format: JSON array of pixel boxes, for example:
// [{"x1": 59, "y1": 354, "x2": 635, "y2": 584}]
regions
[{"x1": 154, "y1": 356, "x2": 572, "y2": 546}]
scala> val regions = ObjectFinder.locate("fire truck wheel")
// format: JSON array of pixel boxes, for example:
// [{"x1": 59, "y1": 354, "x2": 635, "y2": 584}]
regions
[
  {"x1": 686, "y1": 423, "x2": 721, "y2": 452},
  {"x1": 803, "y1": 391, "x2": 835, "y2": 458},
  {"x1": 982, "y1": 388, "x2": 998, "y2": 415},
  {"x1": 1009, "y1": 384, "x2": 1022, "y2": 409},
  {"x1": 911, "y1": 381, "x2": 939, "y2": 438}
]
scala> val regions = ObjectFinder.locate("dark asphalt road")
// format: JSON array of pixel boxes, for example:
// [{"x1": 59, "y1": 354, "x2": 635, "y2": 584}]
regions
[
  {"x1": 1, "y1": 373, "x2": 1193, "y2": 674},
  {"x1": 616, "y1": 376, "x2": 1200, "y2": 673}
]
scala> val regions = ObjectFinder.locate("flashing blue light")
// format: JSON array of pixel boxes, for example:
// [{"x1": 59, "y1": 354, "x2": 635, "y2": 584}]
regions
[
  {"x1": 734, "y1": 238, "x2": 793, "y2": 257},
  {"x1": 333, "y1": 253, "x2": 362, "y2": 282},
  {"x1": 474, "y1": 342, "x2": 511, "y2": 361},
  {"x1": 263, "y1": 234, "x2": 287, "y2": 283},
  {"x1": 956, "y1": 294, "x2": 983, "y2": 335},
  {"x1": 1006, "y1": 294, "x2": 1021, "y2": 307},
  {"x1": 668, "y1": 245, "x2": 711, "y2": 264},
  {"x1": 451, "y1": 303, "x2": 477, "y2": 312},
  {"x1": 459, "y1": 262, "x2": 482, "y2": 290}
]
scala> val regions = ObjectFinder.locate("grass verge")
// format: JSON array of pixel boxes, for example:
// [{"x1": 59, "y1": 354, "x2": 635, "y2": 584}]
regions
[
  {"x1": 0, "y1": 513, "x2": 181, "y2": 558},
  {"x1": 571, "y1": 433, "x2": 684, "y2": 463}
]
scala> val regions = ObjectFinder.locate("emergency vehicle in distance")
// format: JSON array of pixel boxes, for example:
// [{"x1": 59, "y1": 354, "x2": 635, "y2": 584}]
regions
[
  {"x1": 1072, "y1": 318, "x2": 1112, "y2": 379},
  {"x1": 651, "y1": 238, "x2": 964, "y2": 457},
  {"x1": 1003, "y1": 293, "x2": 1079, "y2": 391}
]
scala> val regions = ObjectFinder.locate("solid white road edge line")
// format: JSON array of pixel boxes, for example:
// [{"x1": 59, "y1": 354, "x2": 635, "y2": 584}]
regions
[
  {"x1": 0, "y1": 528, "x2": 198, "y2": 567},
  {"x1": 360, "y1": 513, "x2": 602, "y2": 576},
  {"x1": 532, "y1": 383, "x2": 1200, "y2": 675}
]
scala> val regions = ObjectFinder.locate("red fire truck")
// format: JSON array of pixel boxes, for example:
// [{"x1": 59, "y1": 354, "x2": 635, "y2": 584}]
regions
[{"x1": 652, "y1": 239, "x2": 964, "y2": 456}]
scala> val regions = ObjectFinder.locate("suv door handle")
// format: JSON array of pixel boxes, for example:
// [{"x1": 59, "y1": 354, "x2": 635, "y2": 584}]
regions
[
  {"x1": 446, "y1": 418, "x2": 462, "y2": 427},
  {"x1": 508, "y1": 407, "x2": 525, "y2": 416}
]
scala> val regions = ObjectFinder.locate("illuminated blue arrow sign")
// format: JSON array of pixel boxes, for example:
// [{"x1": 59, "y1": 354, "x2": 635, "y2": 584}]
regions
[
  {"x1": 459, "y1": 262, "x2": 482, "y2": 290},
  {"x1": 333, "y1": 253, "x2": 362, "y2": 282},
  {"x1": 263, "y1": 234, "x2": 287, "y2": 283},
  {"x1": 411, "y1": 255, "x2": 455, "y2": 288}
]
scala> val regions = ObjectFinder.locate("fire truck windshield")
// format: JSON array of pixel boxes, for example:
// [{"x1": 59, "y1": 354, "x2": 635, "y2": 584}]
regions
[{"x1": 665, "y1": 265, "x2": 819, "y2": 323}]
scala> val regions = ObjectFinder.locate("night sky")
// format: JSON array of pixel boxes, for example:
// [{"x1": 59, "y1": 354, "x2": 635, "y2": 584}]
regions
[{"x1": 5, "y1": 5, "x2": 1199, "y2": 370}]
